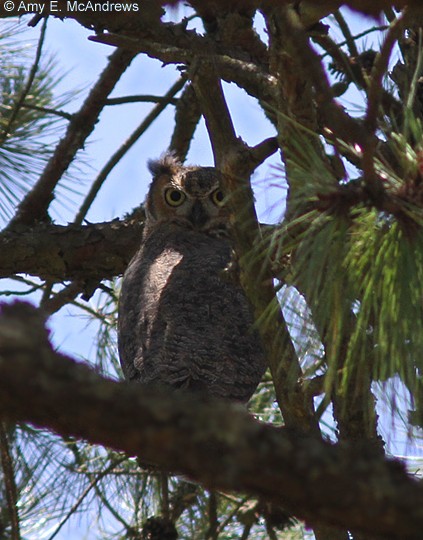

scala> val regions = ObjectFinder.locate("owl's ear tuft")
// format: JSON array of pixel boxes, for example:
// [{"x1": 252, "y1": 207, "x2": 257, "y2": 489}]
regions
[{"x1": 148, "y1": 152, "x2": 182, "y2": 178}]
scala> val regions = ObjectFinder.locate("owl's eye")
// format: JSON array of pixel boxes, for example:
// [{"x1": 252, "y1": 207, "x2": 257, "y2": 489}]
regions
[
  {"x1": 165, "y1": 188, "x2": 186, "y2": 206},
  {"x1": 211, "y1": 189, "x2": 225, "y2": 206}
]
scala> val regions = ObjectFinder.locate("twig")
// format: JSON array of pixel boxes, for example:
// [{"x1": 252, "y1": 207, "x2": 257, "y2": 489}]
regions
[
  {"x1": 8, "y1": 47, "x2": 137, "y2": 228},
  {"x1": 91, "y1": 467, "x2": 131, "y2": 529},
  {"x1": 249, "y1": 138, "x2": 279, "y2": 167},
  {"x1": 160, "y1": 472, "x2": 170, "y2": 521},
  {"x1": 365, "y1": 12, "x2": 407, "y2": 135},
  {"x1": 169, "y1": 481, "x2": 200, "y2": 522},
  {"x1": 313, "y1": 32, "x2": 363, "y2": 87},
  {"x1": 47, "y1": 457, "x2": 126, "y2": 540},
  {"x1": 333, "y1": 10, "x2": 359, "y2": 58},
  {"x1": 73, "y1": 76, "x2": 186, "y2": 226},
  {"x1": 40, "y1": 281, "x2": 53, "y2": 306},
  {"x1": 215, "y1": 495, "x2": 249, "y2": 535},
  {"x1": 206, "y1": 491, "x2": 218, "y2": 540},
  {"x1": 240, "y1": 524, "x2": 252, "y2": 539},
  {"x1": 93, "y1": 481, "x2": 130, "y2": 528},
  {"x1": 265, "y1": 520, "x2": 278, "y2": 540},
  {"x1": 41, "y1": 281, "x2": 84, "y2": 315},
  {"x1": 0, "y1": 423, "x2": 21, "y2": 540},
  {"x1": 320, "y1": 25, "x2": 389, "y2": 59},
  {"x1": 19, "y1": 103, "x2": 73, "y2": 120},
  {"x1": 106, "y1": 94, "x2": 178, "y2": 106},
  {"x1": 0, "y1": 281, "x2": 43, "y2": 296}
]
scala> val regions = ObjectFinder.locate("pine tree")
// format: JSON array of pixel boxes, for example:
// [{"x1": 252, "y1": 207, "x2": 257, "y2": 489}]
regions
[{"x1": 0, "y1": 3, "x2": 422, "y2": 539}]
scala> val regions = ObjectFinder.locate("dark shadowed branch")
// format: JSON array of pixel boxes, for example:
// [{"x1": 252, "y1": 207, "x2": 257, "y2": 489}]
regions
[
  {"x1": 169, "y1": 83, "x2": 202, "y2": 161},
  {"x1": 0, "y1": 218, "x2": 144, "y2": 282},
  {"x1": 0, "y1": 302, "x2": 423, "y2": 538},
  {"x1": 0, "y1": 423, "x2": 20, "y2": 540}
]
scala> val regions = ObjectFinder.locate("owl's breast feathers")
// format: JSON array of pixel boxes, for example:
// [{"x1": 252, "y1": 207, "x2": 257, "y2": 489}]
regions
[{"x1": 118, "y1": 224, "x2": 266, "y2": 402}]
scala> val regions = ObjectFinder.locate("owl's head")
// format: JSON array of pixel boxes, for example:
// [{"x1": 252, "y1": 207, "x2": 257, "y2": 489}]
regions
[{"x1": 145, "y1": 154, "x2": 229, "y2": 234}]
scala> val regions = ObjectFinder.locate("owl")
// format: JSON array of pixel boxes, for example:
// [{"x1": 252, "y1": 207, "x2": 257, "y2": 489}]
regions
[{"x1": 118, "y1": 154, "x2": 265, "y2": 402}]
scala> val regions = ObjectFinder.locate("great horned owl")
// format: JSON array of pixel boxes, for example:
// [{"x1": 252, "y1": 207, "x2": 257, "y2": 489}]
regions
[{"x1": 118, "y1": 154, "x2": 265, "y2": 402}]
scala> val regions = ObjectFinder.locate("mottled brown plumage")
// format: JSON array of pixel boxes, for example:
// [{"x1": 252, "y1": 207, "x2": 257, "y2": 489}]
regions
[{"x1": 118, "y1": 154, "x2": 265, "y2": 402}]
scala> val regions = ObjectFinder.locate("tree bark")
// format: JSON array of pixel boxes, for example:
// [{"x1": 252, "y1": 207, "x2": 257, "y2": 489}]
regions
[
  {"x1": 0, "y1": 301, "x2": 422, "y2": 539},
  {"x1": 0, "y1": 217, "x2": 143, "y2": 282}
]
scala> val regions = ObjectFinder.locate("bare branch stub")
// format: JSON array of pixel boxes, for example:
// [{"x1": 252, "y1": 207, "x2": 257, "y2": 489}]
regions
[{"x1": 169, "y1": 83, "x2": 202, "y2": 161}]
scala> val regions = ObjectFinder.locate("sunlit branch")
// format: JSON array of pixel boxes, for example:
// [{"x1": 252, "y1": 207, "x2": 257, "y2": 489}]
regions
[{"x1": 7, "y1": 47, "x2": 137, "y2": 228}]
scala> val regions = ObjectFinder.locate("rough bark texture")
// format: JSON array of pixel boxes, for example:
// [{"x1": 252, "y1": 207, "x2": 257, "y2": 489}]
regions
[
  {"x1": 0, "y1": 3, "x2": 421, "y2": 539},
  {"x1": 0, "y1": 301, "x2": 422, "y2": 539},
  {"x1": 0, "y1": 217, "x2": 143, "y2": 281}
]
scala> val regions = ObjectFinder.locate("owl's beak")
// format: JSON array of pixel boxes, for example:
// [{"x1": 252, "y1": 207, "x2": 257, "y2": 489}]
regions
[{"x1": 189, "y1": 200, "x2": 208, "y2": 228}]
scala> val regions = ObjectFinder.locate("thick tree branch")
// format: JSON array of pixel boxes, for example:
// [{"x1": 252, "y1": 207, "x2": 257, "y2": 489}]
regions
[
  {"x1": 1, "y1": 1, "x2": 422, "y2": 23},
  {"x1": 191, "y1": 62, "x2": 319, "y2": 435},
  {"x1": 0, "y1": 217, "x2": 144, "y2": 282},
  {"x1": 0, "y1": 301, "x2": 423, "y2": 538}
]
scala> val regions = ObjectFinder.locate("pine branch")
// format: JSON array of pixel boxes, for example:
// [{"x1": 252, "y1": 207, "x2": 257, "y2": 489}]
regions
[
  {"x1": 0, "y1": 218, "x2": 144, "y2": 282},
  {"x1": 18, "y1": 103, "x2": 73, "y2": 120},
  {"x1": 333, "y1": 10, "x2": 359, "y2": 58},
  {"x1": 190, "y1": 61, "x2": 319, "y2": 435},
  {"x1": 264, "y1": 4, "x2": 365, "y2": 147},
  {"x1": 1, "y1": 1, "x2": 422, "y2": 24},
  {"x1": 46, "y1": 457, "x2": 127, "y2": 540},
  {"x1": 0, "y1": 18, "x2": 48, "y2": 147},
  {"x1": 0, "y1": 301, "x2": 423, "y2": 538},
  {"x1": 8, "y1": 47, "x2": 137, "y2": 228},
  {"x1": 362, "y1": 11, "x2": 408, "y2": 201},
  {"x1": 89, "y1": 32, "x2": 277, "y2": 110}
]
